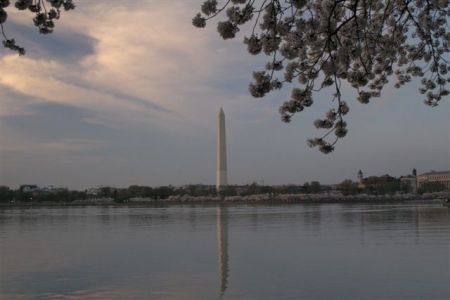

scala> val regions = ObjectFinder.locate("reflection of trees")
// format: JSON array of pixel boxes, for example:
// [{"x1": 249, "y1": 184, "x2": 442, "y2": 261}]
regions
[
  {"x1": 245, "y1": 205, "x2": 324, "y2": 231},
  {"x1": 188, "y1": 207, "x2": 199, "y2": 231},
  {"x1": 217, "y1": 206, "x2": 229, "y2": 296},
  {"x1": 415, "y1": 207, "x2": 450, "y2": 225},
  {"x1": 98, "y1": 206, "x2": 111, "y2": 225},
  {"x1": 126, "y1": 208, "x2": 170, "y2": 228},
  {"x1": 337, "y1": 204, "x2": 450, "y2": 240},
  {"x1": 302, "y1": 206, "x2": 322, "y2": 228},
  {"x1": 0, "y1": 209, "x2": 7, "y2": 231},
  {"x1": 14, "y1": 207, "x2": 72, "y2": 232}
]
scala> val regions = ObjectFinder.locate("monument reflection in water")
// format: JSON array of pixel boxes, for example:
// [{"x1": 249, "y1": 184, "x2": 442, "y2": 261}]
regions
[
  {"x1": 217, "y1": 206, "x2": 229, "y2": 296},
  {"x1": 0, "y1": 204, "x2": 449, "y2": 299}
]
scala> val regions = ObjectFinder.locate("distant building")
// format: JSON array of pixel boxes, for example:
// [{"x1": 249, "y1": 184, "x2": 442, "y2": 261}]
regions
[
  {"x1": 399, "y1": 175, "x2": 417, "y2": 193},
  {"x1": 357, "y1": 170, "x2": 364, "y2": 189},
  {"x1": 39, "y1": 186, "x2": 67, "y2": 193},
  {"x1": 417, "y1": 171, "x2": 450, "y2": 191},
  {"x1": 19, "y1": 185, "x2": 38, "y2": 193},
  {"x1": 86, "y1": 187, "x2": 101, "y2": 196}
]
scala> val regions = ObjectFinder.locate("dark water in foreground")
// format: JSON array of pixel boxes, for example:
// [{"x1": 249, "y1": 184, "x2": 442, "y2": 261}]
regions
[{"x1": 0, "y1": 203, "x2": 449, "y2": 300}]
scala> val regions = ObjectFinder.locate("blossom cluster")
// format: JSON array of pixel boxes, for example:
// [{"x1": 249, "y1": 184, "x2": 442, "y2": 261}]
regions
[
  {"x1": 194, "y1": 0, "x2": 450, "y2": 153},
  {"x1": 1, "y1": 0, "x2": 75, "y2": 55}
]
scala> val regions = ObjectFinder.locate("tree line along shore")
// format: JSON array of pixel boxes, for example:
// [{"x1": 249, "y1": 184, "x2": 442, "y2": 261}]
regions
[{"x1": 1, "y1": 179, "x2": 448, "y2": 206}]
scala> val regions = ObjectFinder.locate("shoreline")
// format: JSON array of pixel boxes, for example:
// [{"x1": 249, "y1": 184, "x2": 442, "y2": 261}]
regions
[{"x1": 1, "y1": 192, "x2": 447, "y2": 208}]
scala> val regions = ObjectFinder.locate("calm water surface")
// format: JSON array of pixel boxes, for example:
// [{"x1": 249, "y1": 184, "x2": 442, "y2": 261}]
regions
[{"x1": 0, "y1": 203, "x2": 449, "y2": 300}]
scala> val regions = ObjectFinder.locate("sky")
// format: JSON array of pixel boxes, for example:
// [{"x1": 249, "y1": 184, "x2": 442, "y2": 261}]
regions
[{"x1": 0, "y1": 0, "x2": 449, "y2": 189}]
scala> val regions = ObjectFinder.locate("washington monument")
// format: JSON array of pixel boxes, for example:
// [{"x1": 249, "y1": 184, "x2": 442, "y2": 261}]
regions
[{"x1": 216, "y1": 108, "x2": 228, "y2": 191}]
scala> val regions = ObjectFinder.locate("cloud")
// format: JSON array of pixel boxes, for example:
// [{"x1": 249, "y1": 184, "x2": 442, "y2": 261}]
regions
[
  {"x1": 0, "y1": 103, "x2": 112, "y2": 157},
  {"x1": 0, "y1": 1, "x2": 270, "y2": 133},
  {"x1": 0, "y1": 134, "x2": 105, "y2": 155},
  {"x1": 0, "y1": 86, "x2": 36, "y2": 116}
]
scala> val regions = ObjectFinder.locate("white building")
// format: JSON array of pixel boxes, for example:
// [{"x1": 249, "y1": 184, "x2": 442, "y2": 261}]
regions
[{"x1": 417, "y1": 170, "x2": 450, "y2": 191}]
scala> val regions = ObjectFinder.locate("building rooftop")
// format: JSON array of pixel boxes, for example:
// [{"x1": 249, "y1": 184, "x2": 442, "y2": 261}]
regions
[{"x1": 419, "y1": 170, "x2": 450, "y2": 176}]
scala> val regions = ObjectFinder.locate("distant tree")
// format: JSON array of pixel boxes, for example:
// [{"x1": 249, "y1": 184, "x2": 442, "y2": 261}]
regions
[
  {"x1": 220, "y1": 185, "x2": 237, "y2": 196},
  {"x1": 270, "y1": 184, "x2": 299, "y2": 194},
  {"x1": 400, "y1": 181, "x2": 412, "y2": 193},
  {"x1": 338, "y1": 179, "x2": 358, "y2": 195},
  {"x1": 112, "y1": 188, "x2": 131, "y2": 203},
  {"x1": 310, "y1": 181, "x2": 321, "y2": 193},
  {"x1": 259, "y1": 184, "x2": 274, "y2": 194},
  {"x1": 0, "y1": 0, "x2": 75, "y2": 55},
  {"x1": 128, "y1": 185, "x2": 143, "y2": 197},
  {"x1": 128, "y1": 185, "x2": 156, "y2": 198},
  {"x1": 248, "y1": 182, "x2": 261, "y2": 194},
  {"x1": 360, "y1": 175, "x2": 401, "y2": 194},
  {"x1": 16, "y1": 189, "x2": 33, "y2": 202},
  {"x1": 153, "y1": 185, "x2": 174, "y2": 199},
  {"x1": 375, "y1": 181, "x2": 401, "y2": 195},
  {"x1": 419, "y1": 181, "x2": 446, "y2": 193},
  {"x1": 178, "y1": 184, "x2": 216, "y2": 197},
  {"x1": 194, "y1": 0, "x2": 450, "y2": 153},
  {"x1": 302, "y1": 182, "x2": 310, "y2": 193},
  {"x1": 0, "y1": 186, "x2": 14, "y2": 202},
  {"x1": 99, "y1": 187, "x2": 112, "y2": 198}
]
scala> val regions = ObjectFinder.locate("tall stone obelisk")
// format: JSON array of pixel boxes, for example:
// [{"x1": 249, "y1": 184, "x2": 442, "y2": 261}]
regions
[{"x1": 216, "y1": 108, "x2": 228, "y2": 191}]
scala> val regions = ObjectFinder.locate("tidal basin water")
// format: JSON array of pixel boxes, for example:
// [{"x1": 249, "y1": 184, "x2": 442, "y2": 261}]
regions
[{"x1": 0, "y1": 203, "x2": 449, "y2": 300}]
